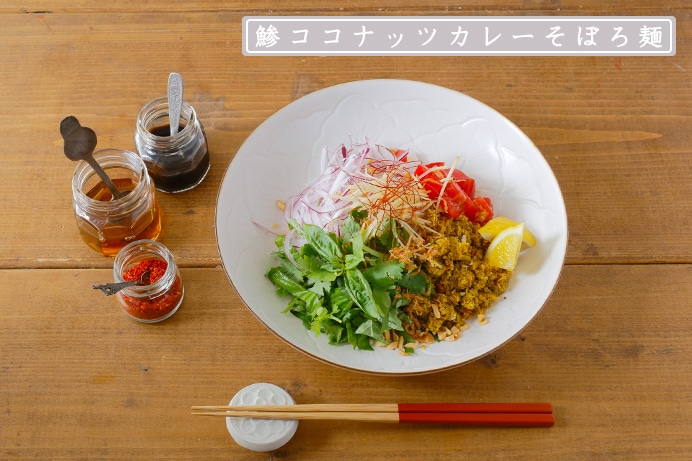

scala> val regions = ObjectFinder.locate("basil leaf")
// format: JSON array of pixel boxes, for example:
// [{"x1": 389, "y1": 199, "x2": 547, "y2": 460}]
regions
[
  {"x1": 275, "y1": 260, "x2": 304, "y2": 284},
  {"x1": 346, "y1": 320, "x2": 374, "y2": 351},
  {"x1": 372, "y1": 287, "x2": 392, "y2": 311},
  {"x1": 266, "y1": 267, "x2": 305, "y2": 296},
  {"x1": 340, "y1": 213, "x2": 362, "y2": 242},
  {"x1": 295, "y1": 254, "x2": 338, "y2": 283},
  {"x1": 386, "y1": 306, "x2": 405, "y2": 331},
  {"x1": 271, "y1": 215, "x2": 422, "y2": 353},
  {"x1": 350, "y1": 232, "x2": 365, "y2": 261},
  {"x1": 344, "y1": 268, "x2": 383, "y2": 319},
  {"x1": 295, "y1": 290, "x2": 322, "y2": 316},
  {"x1": 343, "y1": 254, "x2": 362, "y2": 271},
  {"x1": 355, "y1": 319, "x2": 385, "y2": 343},
  {"x1": 329, "y1": 286, "x2": 353, "y2": 315},
  {"x1": 295, "y1": 221, "x2": 344, "y2": 262}
]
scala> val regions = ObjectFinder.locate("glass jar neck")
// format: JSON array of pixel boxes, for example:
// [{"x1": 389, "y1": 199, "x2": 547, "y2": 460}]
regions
[
  {"x1": 136, "y1": 97, "x2": 199, "y2": 153},
  {"x1": 72, "y1": 149, "x2": 151, "y2": 215},
  {"x1": 114, "y1": 240, "x2": 178, "y2": 297}
]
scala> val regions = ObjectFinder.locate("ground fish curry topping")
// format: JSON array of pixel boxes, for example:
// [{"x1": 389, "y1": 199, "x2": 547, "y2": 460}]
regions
[{"x1": 399, "y1": 209, "x2": 511, "y2": 345}]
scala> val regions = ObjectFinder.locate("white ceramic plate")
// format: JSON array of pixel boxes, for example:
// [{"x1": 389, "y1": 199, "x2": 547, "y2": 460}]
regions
[{"x1": 216, "y1": 79, "x2": 567, "y2": 375}]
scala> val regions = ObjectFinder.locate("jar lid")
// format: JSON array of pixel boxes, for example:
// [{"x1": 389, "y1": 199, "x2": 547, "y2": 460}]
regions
[{"x1": 225, "y1": 383, "x2": 298, "y2": 452}]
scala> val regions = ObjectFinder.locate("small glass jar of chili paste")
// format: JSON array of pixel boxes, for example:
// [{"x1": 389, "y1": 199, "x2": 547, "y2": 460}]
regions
[
  {"x1": 113, "y1": 240, "x2": 184, "y2": 323},
  {"x1": 134, "y1": 97, "x2": 210, "y2": 193},
  {"x1": 72, "y1": 148, "x2": 162, "y2": 257}
]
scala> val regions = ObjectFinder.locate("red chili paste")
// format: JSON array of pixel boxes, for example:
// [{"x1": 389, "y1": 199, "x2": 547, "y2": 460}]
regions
[{"x1": 120, "y1": 258, "x2": 182, "y2": 320}]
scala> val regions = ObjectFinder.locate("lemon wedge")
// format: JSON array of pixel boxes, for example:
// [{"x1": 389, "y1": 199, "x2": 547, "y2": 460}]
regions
[
  {"x1": 485, "y1": 223, "x2": 524, "y2": 271},
  {"x1": 478, "y1": 217, "x2": 537, "y2": 247}
]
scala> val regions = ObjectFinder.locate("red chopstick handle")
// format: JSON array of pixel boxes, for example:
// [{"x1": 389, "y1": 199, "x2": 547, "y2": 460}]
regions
[
  {"x1": 398, "y1": 412, "x2": 555, "y2": 427},
  {"x1": 398, "y1": 403, "x2": 553, "y2": 414}
]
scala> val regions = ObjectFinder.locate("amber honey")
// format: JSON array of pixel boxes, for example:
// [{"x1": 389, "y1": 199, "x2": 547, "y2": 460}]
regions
[{"x1": 72, "y1": 149, "x2": 162, "y2": 257}]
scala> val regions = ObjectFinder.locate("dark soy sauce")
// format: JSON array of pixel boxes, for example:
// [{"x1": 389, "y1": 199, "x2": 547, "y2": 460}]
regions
[
  {"x1": 147, "y1": 123, "x2": 211, "y2": 193},
  {"x1": 149, "y1": 124, "x2": 186, "y2": 137}
]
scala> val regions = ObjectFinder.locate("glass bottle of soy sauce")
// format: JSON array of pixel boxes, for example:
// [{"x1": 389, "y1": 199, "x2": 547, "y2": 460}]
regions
[{"x1": 135, "y1": 97, "x2": 210, "y2": 193}]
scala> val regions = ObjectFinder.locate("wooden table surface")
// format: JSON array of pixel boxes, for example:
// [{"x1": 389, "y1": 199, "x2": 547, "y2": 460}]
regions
[{"x1": 1, "y1": 2, "x2": 690, "y2": 459}]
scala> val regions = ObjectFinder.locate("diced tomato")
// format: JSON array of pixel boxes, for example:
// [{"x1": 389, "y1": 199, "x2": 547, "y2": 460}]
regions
[
  {"x1": 416, "y1": 163, "x2": 475, "y2": 197},
  {"x1": 437, "y1": 195, "x2": 463, "y2": 219},
  {"x1": 449, "y1": 168, "x2": 476, "y2": 197},
  {"x1": 472, "y1": 196, "x2": 494, "y2": 225},
  {"x1": 415, "y1": 162, "x2": 493, "y2": 225}
]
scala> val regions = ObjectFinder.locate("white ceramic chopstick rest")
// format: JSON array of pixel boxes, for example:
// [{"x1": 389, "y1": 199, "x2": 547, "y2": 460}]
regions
[{"x1": 226, "y1": 383, "x2": 298, "y2": 452}]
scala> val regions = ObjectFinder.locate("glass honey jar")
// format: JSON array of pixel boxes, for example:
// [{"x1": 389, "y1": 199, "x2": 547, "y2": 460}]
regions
[
  {"x1": 71, "y1": 148, "x2": 162, "y2": 257},
  {"x1": 134, "y1": 96, "x2": 210, "y2": 193}
]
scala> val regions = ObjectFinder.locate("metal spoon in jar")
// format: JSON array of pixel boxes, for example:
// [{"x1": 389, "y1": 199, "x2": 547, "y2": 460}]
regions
[
  {"x1": 92, "y1": 270, "x2": 151, "y2": 296},
  {"x1": 167, "y1": 72, "x2": 183, "y2": 135},
  {"x1": 60, "y1": 116, "x2": 127, "y2": 200}
]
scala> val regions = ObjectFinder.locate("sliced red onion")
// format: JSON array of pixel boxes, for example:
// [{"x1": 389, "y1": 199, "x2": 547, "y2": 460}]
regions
[{"x1": 281, "y1": 141, "x2": 424, "y2": 256}]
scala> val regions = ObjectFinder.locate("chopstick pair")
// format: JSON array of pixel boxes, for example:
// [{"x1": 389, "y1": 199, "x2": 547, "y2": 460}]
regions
[{"x1": 191, "y1": 403, "x2": 554, "y2": 427}]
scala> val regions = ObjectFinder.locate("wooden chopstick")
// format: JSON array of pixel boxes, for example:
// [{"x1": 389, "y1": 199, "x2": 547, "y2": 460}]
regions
[
  {"x1": 192, "y1": 403, "x2": 553, "y2": 414},
  {"x1": 191, "y1": 403, "x2": 554, "y2": 427}
]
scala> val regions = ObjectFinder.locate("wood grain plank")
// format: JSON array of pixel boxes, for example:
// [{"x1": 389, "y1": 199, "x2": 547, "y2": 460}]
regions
[
  {"x1": 2, "y1": 1, "x2": 691, "y2": 13},
  {"x1": 0, "y1": 9, "x2": 689, "y2": 269},
  {"x1": 0, "y1": 265, "x2": 690, "y2": 459},
  {"x1": 1, "y1": 3, "x2": 690, "y2": 460}
]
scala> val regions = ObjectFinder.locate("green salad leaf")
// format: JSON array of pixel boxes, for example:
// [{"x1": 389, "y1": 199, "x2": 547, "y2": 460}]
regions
[{"x1": 266, "y1": 212, "x2": 429, "y2": 351}]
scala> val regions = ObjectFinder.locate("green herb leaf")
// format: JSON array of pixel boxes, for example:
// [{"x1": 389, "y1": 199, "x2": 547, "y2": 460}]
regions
[
  {"x1": 293, "y1": 220, "x2": 344, "y2": 263},
  {"x1": 328, "y1": 286, "x2": 354, "y2": 315},
  {"x1": 340, "y1": 213, "x2": 363, "y2": 242},
  {"x1": 363, "y1": 260, "x2": 405, "y2": 288},
  {"x1": 295, "y1": 289, "x2": 322, "y2": 317},
  {"x1": 344, "y1": 232, "x2": 365, "y2": 270},
  {"x1": 308, "y1": 280, "x2": 333, "y2": 297},
  {"x1": 398, "y1": 272, "x2": 429, "y2": 294},
  {"x1": 269, "y1": 216, "x2": 422, "y2": 353},
  {"x1": 386, "y1": 306, "x2": 405, "y2": 331},
  {"x1": 295, "y1": 253, "x2": 338, "y2": 283},
  {"x1": 323, "y1": 320, "x2": 346, "y2": 344},
  {"x1": 372, "y1": 287, "x2": 392, "y2": 312},
  {"x1": 355, "y1": 319, "x2": 385, "y2": 342},
  {"x1": 346, "y1": 320, "x2": 374, "y2": 351},
  {"x1": 266, "y1": 267, "x2": 305, "y2": 296},
  {"x1": 344, "y1": 268, "x2": 383, "y2": 320},
  {"x1": 274, "y1": 233, "x2": 285, "y2": 250}
]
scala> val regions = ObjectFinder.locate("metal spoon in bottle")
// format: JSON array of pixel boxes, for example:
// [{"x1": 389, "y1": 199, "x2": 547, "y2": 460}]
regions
[
  {"x1": 60, "y1": 116, "x2": 127, "y2": 200},
  {"x1": 167, "y1": 72, "x2": 184, "y2": 135},
  {"x1": 92, "y1": 270, "x2": 151, "y2": 296}
]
